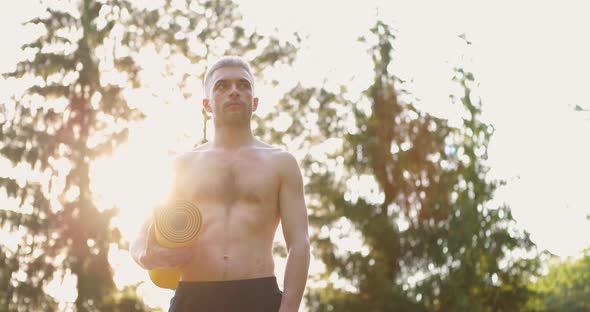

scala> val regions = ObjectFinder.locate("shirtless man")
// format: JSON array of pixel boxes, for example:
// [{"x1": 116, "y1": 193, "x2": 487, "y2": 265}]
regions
[{"x1": 130, "y1": 56, "x2": 310, "y2": 312}]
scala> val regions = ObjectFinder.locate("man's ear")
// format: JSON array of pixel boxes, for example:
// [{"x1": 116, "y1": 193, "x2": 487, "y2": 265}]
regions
[
  {"x1": 202, "y1": 98, "x2": 212, "y2": 113},
  {"x1": 252, "y1": 97, "x2": 259, "y2": 112}
]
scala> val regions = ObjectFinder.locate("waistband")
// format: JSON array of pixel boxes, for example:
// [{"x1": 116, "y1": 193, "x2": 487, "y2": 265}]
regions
[{"x1": 175, "y1": 276, "x2": 280, "y2": 296}]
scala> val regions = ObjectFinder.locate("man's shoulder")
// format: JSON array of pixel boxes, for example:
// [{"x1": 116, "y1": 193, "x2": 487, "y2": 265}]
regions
[
  {"x1": 257, "y1": 143, "x2": 299, "y2": 171},
  {"x1": 253, "y1": 140, "x2": 292, "y2": 158},
  {"x1": 268, "y1": 148, "x2": 302, "y2": 183},
  {"x1": 192, "y1": 141, "x2": 213, "y2": 153},
  {"x1": 255, "y1": 141, "x2": 283, "y2": 152},
  {"x1": 172, "y1": 142, "x2": 212, "y2": 166}
]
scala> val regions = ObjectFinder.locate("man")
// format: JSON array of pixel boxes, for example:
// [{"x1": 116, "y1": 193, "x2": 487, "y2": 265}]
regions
[{"x1": 130, "y1": 56, "x2": 310, "y2": 312}]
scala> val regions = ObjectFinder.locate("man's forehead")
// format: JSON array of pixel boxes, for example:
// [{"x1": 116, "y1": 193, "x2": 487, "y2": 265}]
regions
[{"x1": 210, "y1": 66, "x2": 253, "y2": 84}]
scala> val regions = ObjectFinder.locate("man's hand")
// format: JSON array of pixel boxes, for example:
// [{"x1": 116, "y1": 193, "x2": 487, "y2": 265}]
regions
[{"x1": 140, "y1": 223, "x2": 194, "y2": 269}]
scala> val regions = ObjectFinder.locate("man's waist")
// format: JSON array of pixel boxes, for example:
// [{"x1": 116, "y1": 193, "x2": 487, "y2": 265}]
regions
[{"x1": 175, "y1": 276, "x2": 280, "y2": 295}]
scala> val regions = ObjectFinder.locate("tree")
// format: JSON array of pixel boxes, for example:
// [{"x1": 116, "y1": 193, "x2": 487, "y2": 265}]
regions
[
  {"x1": 527, "y1": 249, "x2": 590, "y2": 312},
  {"x1": 0, "y1": 0, "x2": 296, "y2": 310},
  {"x1": 256, "y1": 21, "x2": 540, "y2": 311}
]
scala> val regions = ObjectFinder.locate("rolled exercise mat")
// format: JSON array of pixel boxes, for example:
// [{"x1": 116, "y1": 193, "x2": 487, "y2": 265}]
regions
[{"x1": 148, "y1": 200, "x2": 203, "y2": 289}]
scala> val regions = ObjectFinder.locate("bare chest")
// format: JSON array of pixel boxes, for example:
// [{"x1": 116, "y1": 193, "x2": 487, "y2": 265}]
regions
[{"x1": 178, "y1": 150, "x2": 279, "y2": 207}]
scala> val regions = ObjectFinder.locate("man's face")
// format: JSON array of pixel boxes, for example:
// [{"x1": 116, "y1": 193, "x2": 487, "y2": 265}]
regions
[{"x1": 203, "y1": 66, "x2": 258, "y2": 125}]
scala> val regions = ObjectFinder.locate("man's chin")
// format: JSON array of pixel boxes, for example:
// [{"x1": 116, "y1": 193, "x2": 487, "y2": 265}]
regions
[{"x1": 220, "y1": 114, "x2": 250, "y2": 125}]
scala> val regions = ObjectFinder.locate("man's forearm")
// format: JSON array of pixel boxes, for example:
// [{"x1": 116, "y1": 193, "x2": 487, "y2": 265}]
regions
[
  {"x1": 131, "y1": 221, "x2": 155, "y2": 270},
  {"x1": 279, "y1": 241, "x2": 310, "y2": 312},
  {"x1": 130, "y1": 236, "x2": 149, "y2": 269}
]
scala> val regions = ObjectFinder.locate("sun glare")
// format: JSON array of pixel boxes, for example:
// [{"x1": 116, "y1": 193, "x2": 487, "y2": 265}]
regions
[{"x1": 88, "y1": 117, "x2": 194, "y2": 309}]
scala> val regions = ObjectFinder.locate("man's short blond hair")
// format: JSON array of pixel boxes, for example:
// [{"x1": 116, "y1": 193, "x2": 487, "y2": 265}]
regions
[{"x1": 203, "y1": 56, "x2": 255, "y2": 97}]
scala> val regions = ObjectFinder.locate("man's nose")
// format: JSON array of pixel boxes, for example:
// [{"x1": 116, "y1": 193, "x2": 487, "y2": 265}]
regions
[{"x1": 229, "y1": 83, "x2": 240, "y2": 95}]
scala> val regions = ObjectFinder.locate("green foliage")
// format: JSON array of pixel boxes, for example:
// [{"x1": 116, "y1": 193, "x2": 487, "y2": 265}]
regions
[
  {"x1": 527, "y1": 249, "x2": 590, "y2": 312},
  {"x1": 0, "y1": 0, "x2": 297, "y2": 311},
  {"x1": 257, "y1": 21, "x2": 541, "y2": 311}
]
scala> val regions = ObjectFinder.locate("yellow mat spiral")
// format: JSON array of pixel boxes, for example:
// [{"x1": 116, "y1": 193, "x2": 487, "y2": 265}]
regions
[{"x1": 149, "y1": 200, "x2": 203, "y2": 289}]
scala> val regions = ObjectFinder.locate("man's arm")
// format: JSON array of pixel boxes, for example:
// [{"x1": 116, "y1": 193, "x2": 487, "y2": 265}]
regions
[
  {"x1": 129, "y1": 154, "x2": 194, "y2": 270},
  {"x1": 278, "y1": 152, "x2": 310, "y2": 312},
  {"x1": 130, "y1": 217, "x2": 152, "y2": 269},
  {"x1": 130, "y1": 217, "x2": 193, "y2": 270}
]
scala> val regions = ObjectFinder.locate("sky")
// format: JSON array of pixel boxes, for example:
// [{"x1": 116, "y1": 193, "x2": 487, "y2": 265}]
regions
[{"x1": 1, "y1": 0, "x2": 590, "y2": 310}]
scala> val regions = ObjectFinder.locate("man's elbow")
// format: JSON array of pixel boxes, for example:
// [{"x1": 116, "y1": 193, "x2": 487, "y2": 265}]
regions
[
  {"x1": 129, "y1": 243, "x2": 141, "y2": 266},
  {"x1": 288, "y1": 239, "x2": 310, "y2": 258},
  {"x1": 129, "y1": 240, "x2": 149, "y2": 270}
]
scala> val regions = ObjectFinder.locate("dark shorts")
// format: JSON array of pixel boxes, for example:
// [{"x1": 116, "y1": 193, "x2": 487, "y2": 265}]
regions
[{"x1": 168, "y1": 276, "x2": 283, "y2": 312}]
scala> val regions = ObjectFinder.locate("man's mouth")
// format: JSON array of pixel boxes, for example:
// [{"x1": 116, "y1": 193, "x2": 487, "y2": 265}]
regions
[{"x1": 226, "y1": 102, "x2": 241, "y2": 108}]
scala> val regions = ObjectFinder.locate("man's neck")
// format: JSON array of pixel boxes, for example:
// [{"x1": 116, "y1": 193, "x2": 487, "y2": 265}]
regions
[{"x1": 212, "y1": 123, "x2": 255, "y2": 150}]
